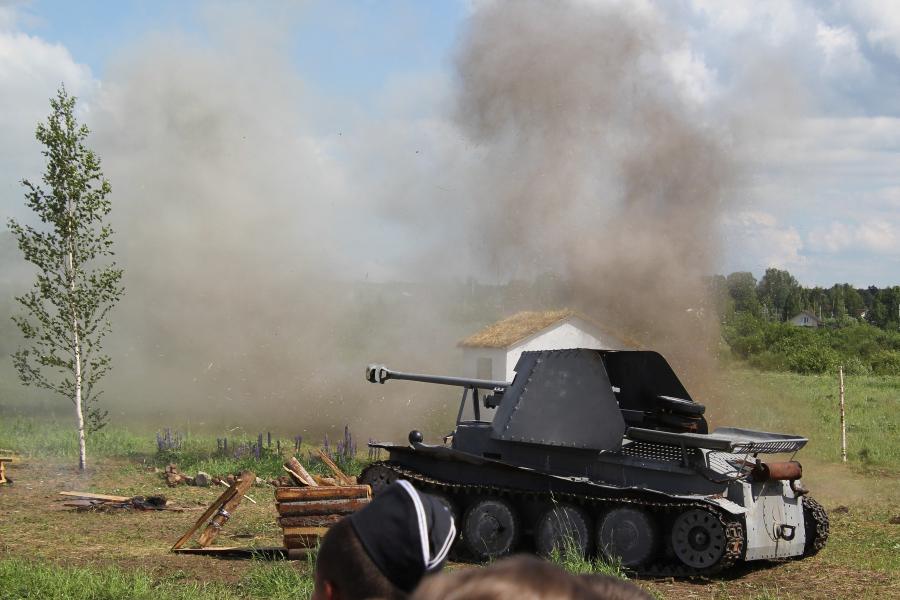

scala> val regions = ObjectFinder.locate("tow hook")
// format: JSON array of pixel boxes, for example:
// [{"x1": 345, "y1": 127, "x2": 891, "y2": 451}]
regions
[{"x1": 778, "y1": 524, "x2": 796, "y2": 541}]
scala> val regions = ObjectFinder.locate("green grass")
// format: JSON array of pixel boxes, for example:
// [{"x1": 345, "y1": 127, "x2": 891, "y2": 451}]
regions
[
  {"x1": 0, "y1": 415, "x2": 152, "y2": 458},
  {"x1": 547, "y1": 541, "x2": 628, "y2": 579},
  {"x1": 0, "y1": 558, "x2": 314, "y2": 600},
  {"x1": 715, "y1": 368, "x2": 900, "y2": 472},
  {"x1": 0, "y1": 416, "x2": 371, "y2": 479}
]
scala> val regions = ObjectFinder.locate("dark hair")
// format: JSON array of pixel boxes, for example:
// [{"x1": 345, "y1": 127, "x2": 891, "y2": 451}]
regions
[
  {"x1": 411, "y1": 555, "x2": 583, "y2": 600},
  {"x1": 315, "y1": 517, "x2": 406, "y2": 600},
  {"x1": 578, "y1": 574, "x2": 653, "y2": 600}
]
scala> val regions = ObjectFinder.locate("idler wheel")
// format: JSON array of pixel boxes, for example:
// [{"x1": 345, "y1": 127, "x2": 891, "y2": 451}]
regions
[
  {"x1": 462, "y1": 497, "x2": 520, "y2": 561},
  {"x1": 535, "y1": 504, "x2": 591, "y2": 558},
  {"x1": 596, "y1": 507, "x2": 657, "y2": 568},
  {"x1": 357, "y1": 463, "x2": 399, "y2": 496},
  {"x1": 671, "y1": 508, "x2": 727, "y2": 569}
]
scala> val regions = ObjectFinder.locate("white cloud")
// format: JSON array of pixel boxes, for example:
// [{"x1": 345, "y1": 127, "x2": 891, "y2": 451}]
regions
[
  {"x1": 815, "y1": 22, "x2": 869, "y2": 76},
  {"x1": 808, "y1": 220, "x2": 900, "y2": 254},
  {"x1": 722, "y1": 211, "x2": 805, "y2": 271},
  {"x1": 849, "y1": 0, "x2": 900, "y2": 60},
  {"x1": 0, "y1": 25, "x2": 98, "y2": 221},
  {"x1": 663, "y1": 45, "x2": 719, "y2": 105}
]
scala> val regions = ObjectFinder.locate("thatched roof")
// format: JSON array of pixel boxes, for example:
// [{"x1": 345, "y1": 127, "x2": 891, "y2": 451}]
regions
[{"x1": 459, "y1": 309, "x2": 577, "y2": 348}]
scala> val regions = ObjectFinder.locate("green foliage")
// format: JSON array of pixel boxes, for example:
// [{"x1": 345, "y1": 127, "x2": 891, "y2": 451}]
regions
[
  {"x1": 723, "y1": 312, "x2": 900, "y2": 375},
  {"x1": 7, "y1": 86, "x2": 124, "y2": 462},
  {"x1": 870, "y1": 350, "x2": 900, "y2": 375},
  {"x1": 0, "y1": 558, "x2": 314, "y2": 600}
]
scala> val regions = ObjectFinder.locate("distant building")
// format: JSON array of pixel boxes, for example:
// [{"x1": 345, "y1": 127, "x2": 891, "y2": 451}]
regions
[
  {"x1": 789, "y1": 310, "x2": 821, "y2": 328},
  {"x1": 459, "y1": 309, "x2": 626, "y2": 382}
]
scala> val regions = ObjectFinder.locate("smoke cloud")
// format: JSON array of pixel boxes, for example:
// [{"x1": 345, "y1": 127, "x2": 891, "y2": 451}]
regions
[
  {"x1": 453, "y1": 1, "x2": 735, "y2": 390},
  {"x1": 4, "y1": 0, "x2": 758, "y2": 436}
]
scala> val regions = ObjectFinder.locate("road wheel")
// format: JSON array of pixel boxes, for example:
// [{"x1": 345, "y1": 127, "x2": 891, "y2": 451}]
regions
[
  {"x1": 671, "y1": 508, "x2": 727, "y2": 569},
  {"x1": 596, "y1": 507, "x2": 657, "y2": 568},
  {"x1": 462, "y1": 497, "x2": 520, "y2": 561},
  {"x1": 535, "y1": 504, "x2": 591, "y2": 558},
  {"x1": 357, "y1": 463, "x2": 399, "y2": 496}
]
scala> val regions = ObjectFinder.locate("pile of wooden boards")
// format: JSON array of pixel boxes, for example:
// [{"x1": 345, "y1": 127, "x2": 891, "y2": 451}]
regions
[{"x1": 276, "y1": 450, "x2": 371, "y2": 549}]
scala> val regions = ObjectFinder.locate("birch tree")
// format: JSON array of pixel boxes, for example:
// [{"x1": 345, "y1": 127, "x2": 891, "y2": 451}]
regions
[{"x1": 8, "y1": 86, "x2": 124, "y2": 471}]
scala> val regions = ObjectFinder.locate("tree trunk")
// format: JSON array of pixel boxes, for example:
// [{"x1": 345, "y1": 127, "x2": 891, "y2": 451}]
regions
[
  {"x1": 68, "y1": 248, "x2": 86, "y2": 472},
  {"x1": 73, "y1": 315, "x2": 85, "y2": 472}
]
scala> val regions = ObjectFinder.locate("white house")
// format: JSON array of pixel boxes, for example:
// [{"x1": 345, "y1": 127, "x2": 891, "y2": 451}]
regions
[
  {"x1": 789, "y1": 310, "x2": 821, "y2": 328},
  {"x1": 459, "y1": 309, "x2": 627, "y2": 382}
]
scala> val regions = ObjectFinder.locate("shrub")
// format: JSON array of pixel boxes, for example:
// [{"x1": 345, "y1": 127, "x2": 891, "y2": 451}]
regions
[
  {"x1": 785, "y1": 344, "x2": 840, "y2": 374},
  {"x1": 841, "y1": 356, "x2": 872, "y2": 376},
  {"x1": 871, "y1": 351, "x2": 900, "y2": 376}
]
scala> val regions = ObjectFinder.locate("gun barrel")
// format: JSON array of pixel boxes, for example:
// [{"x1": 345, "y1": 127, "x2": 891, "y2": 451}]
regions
[{"x1": 366, "y1": 364, "x2": 509, "y2": 390}]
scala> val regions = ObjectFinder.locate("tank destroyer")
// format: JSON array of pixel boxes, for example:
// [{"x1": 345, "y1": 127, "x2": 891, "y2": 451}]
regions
[{"x1": 359, "y1": 348, "x2": 828, "y2": 575}]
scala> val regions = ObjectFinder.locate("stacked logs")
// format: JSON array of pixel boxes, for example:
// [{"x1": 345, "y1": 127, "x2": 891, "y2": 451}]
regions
[
  {"x1": 275, "y1": 485, "x2": 372, "y2": 549},
  {"x1": 277, "y1": 452, "x2": 370, "y2": 549}
]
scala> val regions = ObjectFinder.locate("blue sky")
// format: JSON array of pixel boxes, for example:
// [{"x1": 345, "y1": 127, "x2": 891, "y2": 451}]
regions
[{"x1": 2, "y1": 0, "x2": 899, "y2": 287}]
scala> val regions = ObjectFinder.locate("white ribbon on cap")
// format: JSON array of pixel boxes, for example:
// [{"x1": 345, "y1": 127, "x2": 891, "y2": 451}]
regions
[{"x1": 397, "y1": 479, "x2": 457, "y2": 570}]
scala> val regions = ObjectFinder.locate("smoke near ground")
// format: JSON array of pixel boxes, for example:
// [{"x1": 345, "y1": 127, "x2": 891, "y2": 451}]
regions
[{"x1": 2, "y1": 1, "x2": 760, "y2": 436}]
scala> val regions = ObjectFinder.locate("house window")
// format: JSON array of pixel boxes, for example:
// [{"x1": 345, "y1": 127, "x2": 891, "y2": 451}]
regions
[{"x1": 476, "y1": 357, "x2": 493, "y2": 380}]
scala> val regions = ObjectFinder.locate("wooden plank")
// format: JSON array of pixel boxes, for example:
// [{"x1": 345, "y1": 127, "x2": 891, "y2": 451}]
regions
[
  {"x1": 283, "y1": 534, "x2": 323, "y2": 549},
  {"x1": 278, "y1": 514, "x2": 344, "y2": 528},
  {"x1": 284, "y1": 457, "x2": 317, "y2": 487},
  {"x1": 275, "y1": 485, "x2": 370, "y2": 502},
  {"x1": 197, "y1": 470, "x2": 255, "y2": 547},
  {"x1": 59, "y1": 491, "x2": 131, "y2": 502},
  {"x1": 281, "y1": 526, "x2": 329, "y2": 537},
  {"x1": 173, "y1": 546, "x2": 288, "y2": 559},
  {"x1": 276, "y1": 497, "x2": 370, "y2": 516},
  {"x1": 171, "y1": 485, "x2": 238, "y2": 550},
  {"x1": 312, "y1": 475, "x2": 338, "y2": 486},
  {"x1": 315, "y1": 449, "x2": 353, "y2": 485}
]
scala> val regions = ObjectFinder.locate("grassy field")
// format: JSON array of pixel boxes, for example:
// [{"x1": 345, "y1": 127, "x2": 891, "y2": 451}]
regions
[
  {"x1": 713, "y1": 369, "x2": 899, "y2": 472},
  {"x1": 0, "y1": 366, "x2": 898, "y2": 599}
]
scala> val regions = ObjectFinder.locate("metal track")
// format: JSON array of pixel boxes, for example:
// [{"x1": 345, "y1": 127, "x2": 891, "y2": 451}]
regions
[
  {"x1": 802, "y1": 496, "x2": 829, "y2": 556},
  {"x1": 360, "y1": 461, "x2": 745, "y2": 578}
]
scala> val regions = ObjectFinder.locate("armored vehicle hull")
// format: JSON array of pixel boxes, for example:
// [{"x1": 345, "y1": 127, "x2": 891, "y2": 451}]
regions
[{"x1": 360, "y1": 349, "x2": 828, "y2": 575}]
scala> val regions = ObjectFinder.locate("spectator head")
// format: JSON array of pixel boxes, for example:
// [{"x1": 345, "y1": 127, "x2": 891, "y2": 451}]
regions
[
  {"x1": 411, "y1": 554, "x2": 651, "y2": 600},
  {"x1": 313, "y1": 480, "x2": 456, "y2": 600}
]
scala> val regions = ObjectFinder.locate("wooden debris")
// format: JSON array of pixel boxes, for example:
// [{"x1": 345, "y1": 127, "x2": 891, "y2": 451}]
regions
[
  {"x1": 315, "y1": 449, "x2": 354, "y2": 485},
  {"x1": 195, "y1": 471, "x2": 211, "y2": 487},
  {"x1": 59, "y1": 491, "x2": 131, "y2": 502},
  {"x1": 172, "y1": 484, "x2": 239, "y2": 550},
  {"x1": 59, "y1": 491, "x2": 181, "y2": 512},
  {"x1": 312, "y1": 475, "x2": 338, "y2": 486},
  {"x1": 0, "y1": 457, "x2": 12, "y2": 485},
  {"x1": 197, "y1": 470, "x2": 255, "y2": 547},
  {"x1": 284, "y1": 457, "x2": 317, "y2": 487}
]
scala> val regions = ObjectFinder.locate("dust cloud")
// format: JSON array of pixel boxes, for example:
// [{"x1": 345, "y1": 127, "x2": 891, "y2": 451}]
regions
[
  {"x1": 453, "y1": 0, "x2": 736, "y2": 394},
  {"x1": 4, "y1": 1, "x2": 760, "y2": 438}
]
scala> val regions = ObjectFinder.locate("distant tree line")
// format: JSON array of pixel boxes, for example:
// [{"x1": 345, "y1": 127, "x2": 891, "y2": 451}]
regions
[
  {"x1": 713, "y1": 268, "x2": 900, "y2": 375},
  {"x1": 711, "y1": 267, "x2": 900, "y2": 329}
]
